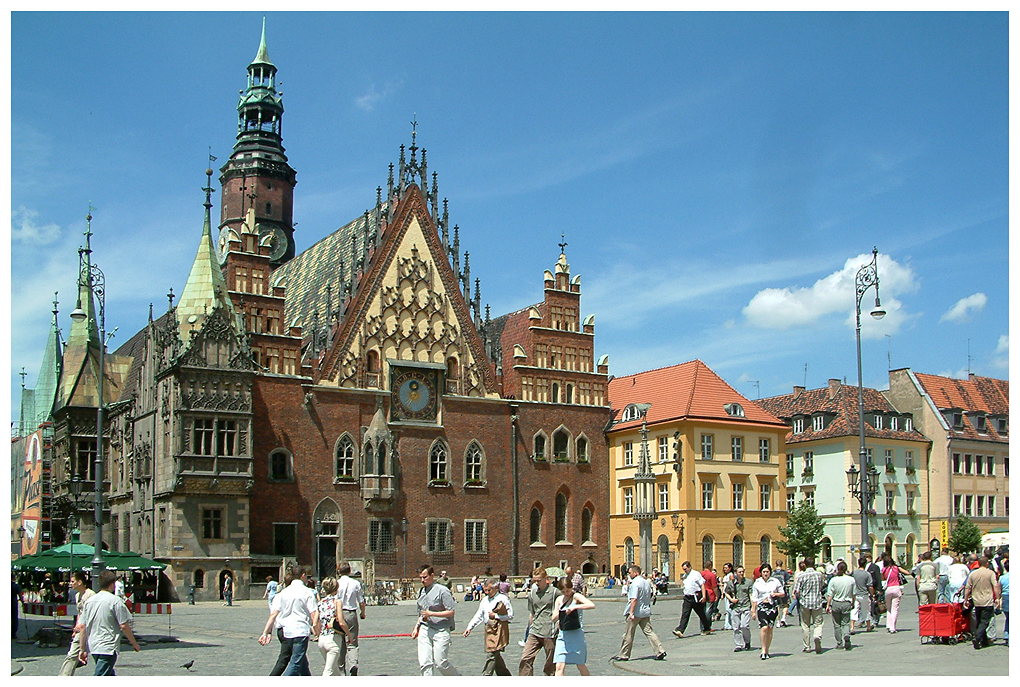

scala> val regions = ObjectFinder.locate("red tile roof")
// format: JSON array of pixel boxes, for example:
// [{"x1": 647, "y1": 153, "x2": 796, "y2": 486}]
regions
[
  {"x1": 608, "y1": 360, "x2": 786, "y2": 431},
  {"x1": 756, "y1": 382, "x2": 929, "y2": 445},
  {"x1": 913, "y1": 372, "x2": 1008, "y2": 442}
]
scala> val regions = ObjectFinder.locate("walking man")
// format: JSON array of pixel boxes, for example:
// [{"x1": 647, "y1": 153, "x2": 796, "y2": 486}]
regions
[
  {"x1": 673, "y1": 561, "x2": 712, "y2": 637},
  {"x1": 965, "y1": 555, "x2": 1002, "y2": 650},
  {"x1": 335, "y1": 561, "x2": 366, "y2": 676},
  {"x1": 413, "y1": 565, "x2": 460, "y2": 676},
  {"x1": 774, "y1": 561, "x2": 791, "y2": 627},
  {"x1": 613, "y1": 565, "x2": 666, "y2": 661},
  {"x1": 914, "y1": 552, "x2": 939, "y2": 606},
  {"x1": 702, "y1": 561, "x2": 720, "y2": 622},
  {"x1": 77, "y1": 570, "x2": 141, "y2": 675},
  {"x1": 850, "y1": 557, "x2": 875, "y2": 634},
  {"x1": 518, "y1": 568, "x2": 560, "y2": 676},
  {"x1": 222, "y1": 572, "x2": 234, "y2": 606},
  {"x1": 60, "y1": 571, "x2": 97, "y2": 676},
  {"x1": 724, "y1": 565, "x2": 754, "y2": 651},
  {"x1": 934, "y1": 549, "x2": 954, "y2": 604},
  {"x1": 464, "y1": 578, "x2": 514, "y2": 675},
  {"x1": 258, "y1": 564, "x2": 319, "y2": 675},
  {"x1": 793, "y1": 556, "x2": 826, "y2": 653},
  {"x1": 825, "y1": 560, "x2": 855, "y2": 650}
]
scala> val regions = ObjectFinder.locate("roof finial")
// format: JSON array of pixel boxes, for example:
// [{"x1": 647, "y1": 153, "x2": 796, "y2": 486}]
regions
[
  {"x1": 559, "y1": 232, "x2": 568, "y2": 256},
  {"x1": 167, "y1": 287, "x2": 175, "y2": 310},
  {"x1": 411, "y1": 113, "x2": 418, "y2": 149},
  {"x1": 52, "y1": 291, "x2": 59, "y2": 318},
  {"x1": 20, "y1": 367, "x2": 27, "y2": 389},
  {"x1": 254, "y1": 16, "x2": 271, "y2": 64}
]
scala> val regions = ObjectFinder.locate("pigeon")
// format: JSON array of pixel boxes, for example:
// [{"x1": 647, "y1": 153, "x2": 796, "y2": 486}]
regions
[{"x1": 180, "y1": 660, "x2": 195, "y2": 671}]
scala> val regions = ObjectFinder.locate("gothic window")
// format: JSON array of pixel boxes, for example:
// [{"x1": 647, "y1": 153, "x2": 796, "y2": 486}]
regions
[
  {"x1": 551, "y1": 383, "x2": 559, "y2": 403},
  {"x1": 530, "y1": 506, "x2": 542, "y2": 544},
  {"x1": 282, "y1": 350, "x2": 297, "y2": 375},
  {"x1": 364, "y1": 443, "x2": 374, "y2": 475},
  {"x1": 269, "y1": 449, "x2": 292, "y2": 482},
  {"x1": 430, "y1": 440, "x2": 449, "y2": 483},
  {"x1": 426, "y1": 519, "x2": 452, "y2": 553},
  {"x1": 533, "y1": 433, "x2": 547, "y2": 461},
  {"x1": 465, "y1": 520, "x2": 487, "y2": 554},
  {"x1": 576, "y1": 436, "x2": 589, "y2": 463},
  {"x1": 446, "y1": 356, "x2": 459, "y2": 378},
  {"x1": 194, "y1": 419, "x2": 215, "y2": 456},
  {"x1": 335, "y1": 435, "x2": 356, "y2": 481},
  {"x1": 367, "y1": 350, "x2": 380, "y2": 373},
  {"x1": 565, "y1": 384, "x2": 573, "y2": 404},
  {"x1": 377, "y1": 442, "x2": 387, "y2": 475},
  {"x1": 552, "y1": 428, "x2": 570, "y2": 461},
  {"x1": 581, "y1": 506, "x2": 593, "y2": 544},
  {"x1": 464, "y1": 441, "x2": 484, "y2": 483},
  {"x1": 555, "y1": 492, "x2": 568, "y2": 542}
]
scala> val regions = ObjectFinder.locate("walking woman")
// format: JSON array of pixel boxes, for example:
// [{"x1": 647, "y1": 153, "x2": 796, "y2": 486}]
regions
[
  {"x1": 315, "y1": 577, "x2": 351, "y2": 676},
  {"x1": 720, "y1": 563, "x2": 734, "y2": 630},
  {"x1": 881, "y1": 553, "x2": 912, "y2": 633},
  {"x1": 750, "y1": 563, "x2": 785, "y2": 660},
  {"x1": 551, "y1": 577, "x2": 595, "y2": 675}
]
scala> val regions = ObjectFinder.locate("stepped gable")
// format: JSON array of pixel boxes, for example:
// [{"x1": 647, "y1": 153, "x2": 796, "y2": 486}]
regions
[
  {"x1": 609, "y1": 359, "x2": 785, "y2": 430},
  {"x1": 271, "y1": 206, "x2": 384, "y2": 334},
  {"x1": 757, "y1": 383, "x2": 929, "y2": 445},
  {"x1": 913, "y1": 372, "x2": 1009, "y2": 441}
]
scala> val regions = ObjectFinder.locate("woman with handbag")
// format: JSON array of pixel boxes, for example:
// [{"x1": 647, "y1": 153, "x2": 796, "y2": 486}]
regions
[
  {"x1": 880, "y1": 553, "x2": 912, "y2": 633},
  {"x1": 551, "y1": 577, "x2": 595, "y2": 675},
  {"x1": 315, "y1": 577, "x2": 352, "y2": 676},
  {"x1": 750, "y1": 563, "x2": 785, "y2": 660}
]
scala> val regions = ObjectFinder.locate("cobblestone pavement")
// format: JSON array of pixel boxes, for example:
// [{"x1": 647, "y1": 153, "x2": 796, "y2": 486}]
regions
[{"x1": 11, "y1": 591, "x2": 1009, "y2": 676}]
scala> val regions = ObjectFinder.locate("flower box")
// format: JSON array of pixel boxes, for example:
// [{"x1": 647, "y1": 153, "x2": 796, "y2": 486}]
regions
[
  {"x1": 905, "y1": 466, "x2": 916, "y2": 476},
  {"x1": 464, "y1": 479, "x2": 487, "y2": 488},
  {"x1": 532, "y1": 454, "x2": 547, "y2": 463},
  {"x1": 334, "y1": 476, "x2": 357, "y2": 484},
  {"x1": 801, "y1": 469, "x2": 814, "y2": 479},
  {"x1": 428, "y1": 479, "x2": 451, "y2": 488},
  {"x1": 885, "y1": 464, "x2": 896, "y2": 474}
]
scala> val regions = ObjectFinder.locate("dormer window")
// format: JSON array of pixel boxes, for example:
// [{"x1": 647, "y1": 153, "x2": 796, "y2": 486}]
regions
[
  {"x1": 952, "y1": 413, "x2": 963, "y2": 428},
  {"x1": 997, "y1": 417, "x2": 1007, "y2": 434},
  {"x1": 812, "y1": 415, "x2": 824, "y2": 432},
  {"x1": 792, "y1": 417, "x2": 804, "y2": 434},
  {"x1": 873, "y1": 415, "x2": 884, "y2": 430},
  {"x1": 724, "y1": 403, "x2": 745, "y2": 417},
  {"x1": 975, "y1": 415, "x2": 987, "y2": 433},
  {"x1": 889, "y1": 416, "x2": 899, "y2": 431},
  {"x1": 904, "y1": 416, "x2": 913, "y2": 432},
  {"x1": 622, "y1": 404, "x2": 643, "y2": 422}
]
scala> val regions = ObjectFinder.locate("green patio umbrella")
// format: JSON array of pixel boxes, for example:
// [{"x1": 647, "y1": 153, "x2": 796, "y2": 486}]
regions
[{"x1": 13, "y1": 535, "x2": 165, "y2": 573}]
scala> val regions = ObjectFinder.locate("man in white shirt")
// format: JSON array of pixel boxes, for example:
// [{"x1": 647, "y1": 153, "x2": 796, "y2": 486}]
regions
[
  {"x1": 335, "y1": 561, "x2": 366, "y2": 675},
  {"x1": 259, "y1": 564, "x2": 320, "y2": 676},
  {"x1": 464, "y1": 578, "x2": 514, "y2": 675},
  {"x1": 77, "y1": 570, "x2": 141, "y2": 675},
  {"x1": 613, "y1": 566, "x2": 666, "y2": 661},
  {"x1": 673, "y1": 561, "x2": 712, "y2": 637},
  {"x1": 60, "y1": 571, "x2": 97, "y2": 676},
  {"x1": 934, "y1": 551, "x2": 954, "y2": 603}
]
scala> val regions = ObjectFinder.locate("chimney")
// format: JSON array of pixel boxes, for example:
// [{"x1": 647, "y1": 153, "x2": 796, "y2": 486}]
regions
[
  {"x1": 828, "y1": 378, "x2": 841, "y2": 400},
  {"x1": 793, "y1": 386, "x2": 805, "y2": 399}
]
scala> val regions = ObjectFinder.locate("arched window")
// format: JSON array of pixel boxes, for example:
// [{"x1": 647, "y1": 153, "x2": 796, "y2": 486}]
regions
[
  {"x1": 446, "y1": 356, "x2": 459, "y2": 378},
  {"x1": 702, "y1": 535, "x2": 714, "y2": 570},
  {"x1": 565, "y1": 384, "x2": 573, "y2": 404},
  {"x1": 553, "y1": 428, "x2": 570, "y2": 461},
  {"x1": 820, "y1": 537, "x2": 832, "y2": 564},
  {"x1": 193, "y1": 568, "x2": 205, "y2": 589},
  {"x1": 365, "y1": 443, "x2": 375, "y2": 475},
  {"x1": 551, "y1": 383, "x2": 559, "y2": 403},
  {"x1": 657, "y1": 535, "x2": 671, "y2": 578},
  {"x1": 530, "y1": 507, "x2": 542, "y2": 544},
  {"x1": 335, "y1": 435, "x2": 356, "y2": 481},
  {"x1": 576, "y1": 436, "x2": 589, "y2": 463},
  {"x1": 269, "y1": 449, "x2": 292, "y2": 482},
  {"x1": 732, "y1": 535, "x2": 744, "y2": 569},
  {"x1": 366, "y1": 349, "x2": 380, "y2": 372},
  {"x1": 377, "y1": 442, "x2": 387, "y2": 475},
  {"x1": 533, "y1": 433, "x2": 547, "y2": 461},
  {"x1": 905, "y1": 535, "x2": 916, "y2": 566},
  {"x1": 555, "y1": 492, "x2": 568, "y2": 542},
  {"x1": 760, "y1": 536, "x2": 771, "y2": 566},
  {"x1": 465, "y1": 441, "x2": 484, "y2": 483},
  {"x1": 624, "y1": 537, "x2": 635, "y2": 566},
  {"x1": 430, "y1": 441, "x2": 448, "y2": 483},
  {"x1": 581, "y1": 506, "x2": 593, "y2": 544}
]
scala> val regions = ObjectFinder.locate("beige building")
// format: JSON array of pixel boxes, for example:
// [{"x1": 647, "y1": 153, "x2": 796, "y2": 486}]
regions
[
  {"x1": 607, "y1": 360, "x2": 788, "y2": 579},
  {"x1": 886, "y1": 370, "x2": 1009, "y2": 547}
]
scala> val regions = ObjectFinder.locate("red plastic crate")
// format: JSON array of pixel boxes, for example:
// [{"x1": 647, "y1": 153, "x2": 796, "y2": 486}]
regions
[{"x1": 919, "y1": 603, "x2": 962, "y2": 637}]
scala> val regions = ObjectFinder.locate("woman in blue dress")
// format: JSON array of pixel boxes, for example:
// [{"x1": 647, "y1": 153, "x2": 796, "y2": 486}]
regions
[{"x1": 551, "y1": 576, "x2": 596, "y2": 675}]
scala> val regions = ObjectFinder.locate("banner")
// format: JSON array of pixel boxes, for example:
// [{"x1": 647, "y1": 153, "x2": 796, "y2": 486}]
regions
[
  {"x1": 21, "y1": 431, "x2": 44, "y2": 555},
  {"x1": 940, "y1": 520, "x2": 949, "y2": 548}
]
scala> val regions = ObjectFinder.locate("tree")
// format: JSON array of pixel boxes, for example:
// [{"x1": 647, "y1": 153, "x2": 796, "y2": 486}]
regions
[
  {"x1": 776, "y1": 500, "x2": 826, "y2": 563},
  {"x1": 947, "y1": 514, "x2": 982, "y2": 556}
]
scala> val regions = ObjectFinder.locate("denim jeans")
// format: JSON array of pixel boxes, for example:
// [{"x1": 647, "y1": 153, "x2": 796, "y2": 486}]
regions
[
  {"x1": 93, "y1": 653, "x2": 117, "y2": 676},
  {"x1": 283, "y1": 636, "x2": 311, "y2": 675},
  {"x1": 270, "y1": 628, "x2": 293, "y2": 675}
]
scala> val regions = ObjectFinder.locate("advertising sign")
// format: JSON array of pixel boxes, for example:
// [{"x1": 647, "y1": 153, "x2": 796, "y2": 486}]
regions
[{"x1": 21, "y1": 431, "x2": 44, "y2": 555}]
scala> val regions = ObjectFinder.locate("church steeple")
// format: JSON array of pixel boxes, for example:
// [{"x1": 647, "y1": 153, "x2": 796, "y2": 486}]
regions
[{"x1": 218, "y1": 17, "x2": 297, "y2": 268}]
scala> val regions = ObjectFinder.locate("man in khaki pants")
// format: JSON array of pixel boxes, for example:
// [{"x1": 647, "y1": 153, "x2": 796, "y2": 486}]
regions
[
  {"x1": 59, "y1": 571, "x2": 95, "y2": 676},
  {"x1": 613, "y1": 565, "x2": 666, "y2": 661},
  {"x1": 793, "y1": 557, "x2": 826, "y2": 653},
  {"x1": 518, "y1": 568, "x2": 560, "y2": 675}
]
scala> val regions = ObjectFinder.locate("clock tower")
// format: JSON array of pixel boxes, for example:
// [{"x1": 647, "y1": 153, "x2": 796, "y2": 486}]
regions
[{"x1": 218, "y1": 18, "x2": 297, "y2": 268}]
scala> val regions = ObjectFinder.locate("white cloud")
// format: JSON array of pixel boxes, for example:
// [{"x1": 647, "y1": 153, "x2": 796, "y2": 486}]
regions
[
  {"x1": 995, "y1": 334, "x2": 1008, "y2": 354},
  {"x1": 11, "y1": 206, "x2": 61, "y2": 245},
  {"x1": 355, "y1": 82, "x2": 401, "y2": 112},
  {"x1": 991, "y1": 334, "x2": 1008, "y2": 370},
  {"x1": 940, "y1": 293, "x2": 987, "y2": 322},
  {"x1": 742, "y1": 252, "x2": 919, "y2": 338}
]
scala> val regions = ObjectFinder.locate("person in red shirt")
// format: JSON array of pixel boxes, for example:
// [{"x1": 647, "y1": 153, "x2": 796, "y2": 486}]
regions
[
  {"x1": 753, "y1": 566, "x2": 762, "y2": 581},
  {"x1": 702, "y1": 562, "x2": 720, "y2": 623}
]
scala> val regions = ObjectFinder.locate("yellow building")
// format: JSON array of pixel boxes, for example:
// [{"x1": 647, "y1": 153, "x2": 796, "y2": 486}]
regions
[{"x1": 607, "y1": 361, "x2": 789, "y2": 579}]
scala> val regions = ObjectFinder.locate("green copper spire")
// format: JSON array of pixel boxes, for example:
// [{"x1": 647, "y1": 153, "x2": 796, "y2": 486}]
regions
[{"x1": 252, "y1": 16, "x2": 272, "y2": 66}]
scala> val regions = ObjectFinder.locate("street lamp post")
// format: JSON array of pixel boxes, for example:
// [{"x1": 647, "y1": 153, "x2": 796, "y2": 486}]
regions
[
  {"x1": 17, "y1": 525, "x2": 26, "y2": 557},
  {"x1": 70, "y1": 212, "x2": 109, "y2": 591},
  {"x1": 401, "y1": 516, "x2": 408, "y2": 597},
  {"x1": 69, "y1": 476, "x2": 84, "y2": 580},
  {"x1": 632, "y1": 404, "x2": 656, "y2": 575},
  {"x1": 853, "y1": 247, "x2": 886, "y2": 559}
]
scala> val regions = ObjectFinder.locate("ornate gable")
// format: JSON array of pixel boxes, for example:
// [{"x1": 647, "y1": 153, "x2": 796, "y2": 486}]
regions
[{"x1": 320, "y1": 186, "x2": 497, "y2": 398}]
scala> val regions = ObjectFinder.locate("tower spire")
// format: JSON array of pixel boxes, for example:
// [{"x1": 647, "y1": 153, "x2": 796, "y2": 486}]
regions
[{"x1": 254, "y1": 16, "x2": 271, "y2": 65}]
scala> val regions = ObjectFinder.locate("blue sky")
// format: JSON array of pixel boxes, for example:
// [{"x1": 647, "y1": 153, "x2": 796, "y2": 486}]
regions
[{"x1": 8, "y1": 11, "x2": 1009, "y2": 421}]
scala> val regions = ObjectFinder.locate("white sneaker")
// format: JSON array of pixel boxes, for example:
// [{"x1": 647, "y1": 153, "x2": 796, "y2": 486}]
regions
[{"x1": 518, "y1": 640, "x2": 526, "y2": 647}]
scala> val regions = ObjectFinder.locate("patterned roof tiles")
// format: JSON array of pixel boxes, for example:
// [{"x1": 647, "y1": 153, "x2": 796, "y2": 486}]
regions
[
  {"x1": 912, "y1": 372, "x2": 1008, "y2": 442},
  {"x1": 608, "y1": 360, "x2": 786, "y2": 431}
]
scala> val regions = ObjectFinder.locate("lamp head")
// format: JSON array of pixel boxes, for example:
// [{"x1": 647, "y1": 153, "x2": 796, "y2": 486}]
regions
[
  {"x1": 70, "y1": 306, "x2": 87, "y2": 323},
  {"x1": 870, "y1": 298, "x2": 886, "y2": 320}
]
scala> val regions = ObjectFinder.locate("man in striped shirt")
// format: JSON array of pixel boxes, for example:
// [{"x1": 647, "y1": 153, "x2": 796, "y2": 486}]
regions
[{"x1": 793, "y1": 557, "x2": 825, "y2": 654}]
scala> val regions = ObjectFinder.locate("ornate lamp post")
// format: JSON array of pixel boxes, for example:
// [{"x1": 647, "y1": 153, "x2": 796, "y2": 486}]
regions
[
  {"x1": 632, "y1": 404, "x2": 656, "y2": 574},
  {"x1": 401, "y1": 516, "x2": 409, "y2": 596},
  {"x1": 69, "y1": 212, "x2": 109, "y2": 590},
  {"x1": 17, "y1": 525, "x2": 26, "y2": 557},
  {"x1": 853, "y1": 247, "x2": 886, "y2": 558}
]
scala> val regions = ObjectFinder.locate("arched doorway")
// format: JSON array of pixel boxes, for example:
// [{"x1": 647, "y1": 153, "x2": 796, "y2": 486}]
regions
[
  {"x1": 820, "y1": 537, "x2": 832, "y2": 564},
  {"x1": 657, "y1": 534, "x2": 673, "y2": 579},
  {"x1": 218, "y1": 569, "x2": 233, "y2": 601},
  {"x1": 313, "y1": 499, "x2": 342, "y2": 580}
]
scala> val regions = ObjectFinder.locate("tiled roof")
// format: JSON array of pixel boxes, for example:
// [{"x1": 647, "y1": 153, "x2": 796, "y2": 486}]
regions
[
  {"x1": 112, "y1": 312, "x2": 171, "y2": 404},
  {"x1": 608, "y1": 360, "x2": 786, "y2": 431},
  {"x1": 756, "y1": 383, "x2": 929, "y2": 445},
  {"x1": 271, "y1": 206, "x2": 384, "y2": 335},
  {"x1": 913, "y1": 372, "x2": 1008, "y2": 442}
]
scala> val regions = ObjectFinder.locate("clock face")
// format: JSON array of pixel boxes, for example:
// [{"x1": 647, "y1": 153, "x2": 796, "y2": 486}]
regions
[
  {"x1": 258, "y1": 224, "x2": 288, "y2": 262},
  {"x1": 217, "y1": 228, "x2": 231, "y2": 264},
  {"x1": 390, "y1": 367, "x2": 439, "y2": 422}
]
